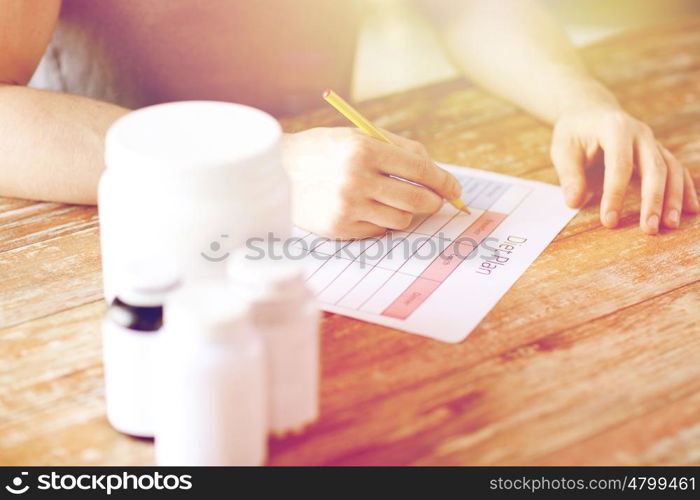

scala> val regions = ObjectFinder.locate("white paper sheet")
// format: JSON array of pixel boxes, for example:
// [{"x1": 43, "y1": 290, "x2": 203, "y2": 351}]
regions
[{"x1": 291, "y1": 164, "x2": 579, "y2": 343}]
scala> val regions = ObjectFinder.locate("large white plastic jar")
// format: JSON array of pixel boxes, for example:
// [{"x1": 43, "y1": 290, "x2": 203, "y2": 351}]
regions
[
  {"x1": 99, "y1": 101, "x2": 290, "y2": 302},
  {"x1": 155, "y1": 281, "x2": 267, "y2": 466}
]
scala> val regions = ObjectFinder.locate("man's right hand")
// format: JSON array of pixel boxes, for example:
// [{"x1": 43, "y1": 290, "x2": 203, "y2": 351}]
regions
[{"x1": 282, "y1": 127, "x2": 463, "y2": 240}]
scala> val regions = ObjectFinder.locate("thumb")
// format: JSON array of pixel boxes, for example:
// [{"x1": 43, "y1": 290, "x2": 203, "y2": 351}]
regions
[{"x1": 550, "y1": 136, "x2": 588, "y2": 208}]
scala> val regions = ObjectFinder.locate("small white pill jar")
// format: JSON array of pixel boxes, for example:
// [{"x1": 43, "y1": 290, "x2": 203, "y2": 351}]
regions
[
  {"x1": 102, "y1": 257, "x2": 180, "y2": 438},
  {"x1": 99, "y1": 101, "x2": 290, "y2": 302},
  {"x1": 155, "y1": 281, "x2": 268, "y2": 466}
]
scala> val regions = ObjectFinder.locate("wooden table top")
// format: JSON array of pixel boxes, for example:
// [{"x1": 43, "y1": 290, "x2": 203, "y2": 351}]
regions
[{"x1": 2, "y1": 20, "x2": 699, "y2": 466}]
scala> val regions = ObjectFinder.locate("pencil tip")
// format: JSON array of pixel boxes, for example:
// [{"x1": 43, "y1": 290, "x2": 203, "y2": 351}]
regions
[
  {"x1": 450, "y1": 198, "x2": 470, "y2": 214},
  {"x1": 323, "y1": 89, "x2": 331, "y2": 98}
]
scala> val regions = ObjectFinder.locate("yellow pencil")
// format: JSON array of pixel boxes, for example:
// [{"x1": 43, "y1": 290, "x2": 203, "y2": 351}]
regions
[{"x1": 323, "y1": 89, "x2": 470, "y2": 214}]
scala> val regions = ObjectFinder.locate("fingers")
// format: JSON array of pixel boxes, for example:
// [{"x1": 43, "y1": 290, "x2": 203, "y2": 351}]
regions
[
  {"x1": 343, "y1": 221, "x2": 387, "y2": 240},
  {"x1": 658, "y1": 146, "x2": 684, "y2": 229},
  {"x1": 373, "y1": 141, "x2": 462, "y2": 201},
  {"x1": 682, "y1": 167, "x2": 700, "y2": 214},
  {"x1": 361, "y1": 200, "x2": 414, "y2": 231},
  {"x1": 600, "y1": 137, "x2": 633, "y2": 228},
  {"x1": 636, "y1": 138, "x2": 667, "y2": 235},
  {"x1": 550, "y1": 136, "x2": 588, "y2": 208},
  {"x1": 371, "y1": 176, "x2": 443, "y2": 214}
]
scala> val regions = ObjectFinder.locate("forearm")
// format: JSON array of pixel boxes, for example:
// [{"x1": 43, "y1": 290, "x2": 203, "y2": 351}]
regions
[
  {"x1": 422, "y1": 0, "x2": 620, "y2": 123},
  {"x1": 0, "y1": 84, "x2": 129, "y2": 204}
]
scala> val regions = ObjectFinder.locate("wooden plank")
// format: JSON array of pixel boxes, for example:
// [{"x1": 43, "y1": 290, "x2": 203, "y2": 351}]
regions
[
  {"x1": 582, "y1": 20, "x2": 700, "y2": 88},
  {"x1": 0, "y1": 202, "x2": 98, "y2": 253},
  {"x1": 534, "y1": 390, "x2": 700, "y2": 465},
  {"x1": 0, "y1": 228, "x2": 103, "y2": 329}
]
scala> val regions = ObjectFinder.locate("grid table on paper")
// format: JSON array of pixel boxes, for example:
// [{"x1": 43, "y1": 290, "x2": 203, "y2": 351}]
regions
[{"x1": 293, "y1": 174, "x2": 532, "y2": 321}]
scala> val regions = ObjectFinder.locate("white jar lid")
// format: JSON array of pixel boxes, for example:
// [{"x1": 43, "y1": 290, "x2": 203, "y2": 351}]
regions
[
  {"x1": 105, "y1": 101, "x2": 282, "y2": 173},
  {"x1": 116, "y1": 256, "x2": 181, "y2": 307},
  {"x1": 164, "y1": 280, "x2": 250, "y2": 339}
]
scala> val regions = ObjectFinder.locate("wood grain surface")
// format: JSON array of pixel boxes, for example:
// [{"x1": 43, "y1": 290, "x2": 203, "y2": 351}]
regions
[{"x1": 1, "y1": 20, "x2": 699, "y2": 466}]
